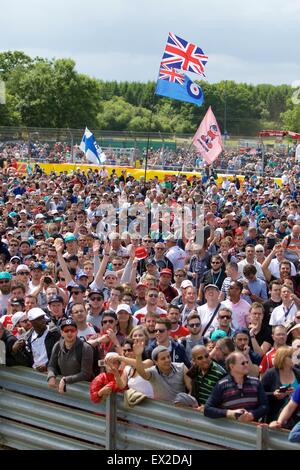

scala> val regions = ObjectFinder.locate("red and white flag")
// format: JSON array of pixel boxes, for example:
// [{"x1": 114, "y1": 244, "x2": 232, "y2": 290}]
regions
[{"x1": 193, "y1": 106, "x2": 223, "y2": 165}]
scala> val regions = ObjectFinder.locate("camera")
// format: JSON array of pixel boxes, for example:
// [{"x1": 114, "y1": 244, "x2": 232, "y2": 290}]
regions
[
  {"x1": 234, "y1": 411, "x2": 245, "y2": 419},
  {"x1": 43, "y1": 276, "x2": 52, "y2": 285}
]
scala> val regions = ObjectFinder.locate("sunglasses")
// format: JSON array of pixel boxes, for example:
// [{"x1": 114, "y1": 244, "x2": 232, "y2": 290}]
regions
[
  {"x1": 219, "y1": 315, "x2": 231, "y2": 320},
  {"x1": 123, "y1": 348, "x2": 132, "y2": 353},
  {"x1": 0, "y1": 280, "x2": 10, "y2": 284},
  {"x1": 11, "y1": 260, "x2": 20, "y2": 264},
  {"x1": 71, "y1": 291, "x2": 81, "y2": 295},
  {"x1": 156, "y1": 247, "x2": 164, "y2": 250},
  {"x1": 148, "y1": 294, "x2": 158, "y2": 298},
  {"x1": 62, "y1": 328, "x2": 77, "y2": 334},
  {"x1": 240, "y1": 361, "x2": 249, "y2": 366},
  {"x1": 143, "y1": 240, "x2": 152, "y2": 243},
  {"x1": 102, "y1": 319, "x2": 114, "y2": 324},
  {"x1": 90, "y1": 296, "x2": 102, "y2": 301},
  {"x1": 175, "y1": 274, "x2": 184, "y2": 277},
  {"x1": 196, "y1": 354, "x2": 209, "y2": 360},
  {"x1": 189, "y1": 323, "x2": 201, "y2": 328},
  {"x1": 9, "y1": 244, "x2": 19, "y2": 247},
  {"x1": 211, "y1": 261, "x2": 221, "y2": 264},
  {"x1": 59, "y1": 277, "x2": 65, "y2": 281},
  {"x1": 18, "y1": 272, "x2": 30, "y2": 275},
  {"x1": 154, "y1": 328, "x2": 167, "y2": 333},
  {"x1": 112, "y1": 263, "x2": 122, "y2": 267}
]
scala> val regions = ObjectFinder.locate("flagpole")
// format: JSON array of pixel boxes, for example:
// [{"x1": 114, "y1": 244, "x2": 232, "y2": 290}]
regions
[{"x1": 144, "y1": 94, "x2": 156, "y2": 182}]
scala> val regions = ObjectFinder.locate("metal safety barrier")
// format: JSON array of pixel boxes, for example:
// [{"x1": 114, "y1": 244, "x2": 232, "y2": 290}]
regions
[{"x1": 0, "y1": 366, "x2": 299, "y2": 450}]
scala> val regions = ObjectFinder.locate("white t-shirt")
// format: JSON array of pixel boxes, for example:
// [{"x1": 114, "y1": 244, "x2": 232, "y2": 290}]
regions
[
  {"x1": 269, "y1": 258, "x2": 296, "y2": 278},
  {"x1": 77, "y1": 323, "x2": 97, "y2": 341},
  {"x1": 165, "y1": 246, "x2": 187, "y2": 271},
  {"x1": 197, "y1": 302, "x2": 225, "y2": 338},
  {"x1": 269, "y1": 302, "x2": 297, "y2": 326},
  {"x1": 30, "y1": 327, "x2": 49, "y2": 368},
  {"x1": 124, "y1": 365, "x2": 154, "y2": 398}
]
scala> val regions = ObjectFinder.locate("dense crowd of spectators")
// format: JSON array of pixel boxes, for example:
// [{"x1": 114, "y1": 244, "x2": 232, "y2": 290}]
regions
[
  {"x1": 1, "y1": 139, "x2": 298, "y2": 176},
  {"x1": 0, "y1": 160, "x2": 300, "y2": 443}
]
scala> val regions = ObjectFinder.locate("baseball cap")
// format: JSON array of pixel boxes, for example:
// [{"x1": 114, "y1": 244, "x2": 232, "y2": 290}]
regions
[
  {"x1": 10, "y1": 256, "x2": 21, "y2": 262},
  {"x1": 60, "y1": 318, "x2": 77, "y2": 330},
  {"x1": 160, "y1": 268, "x2": 173, "y2": 276},
  {"x1": 16, "y1": 264, "x2": 30, "y2": 274},
  {"x1": 210, "y1": 329, "x2": 227, "y2": 341},
  {"x1": 27, "y1": 307, "x2": 46, "y2": 321},
  {"x1": 180, "y1": 280, "x2": 193, "y2": 289},
  {"x1": 0, "y1": 272, "x2": 12, "y2": 280},
  {"x1": 173, "y1": 393, "x2": 198, "y2": 408},
  {"x1": 134, "y1": 246, "x2": 148, "y2": 260},
  {"x1": 287, "y1": 214, "x2": 296, "y2": 221},
  {"x1": 76, "y1": 270, "x2": 89, "y2": 280},
  {"x1": 10, "y1": 297, "x2": 24, "y2": 306},
  {"x1": 232, "y1": 327, "x2": 250, "y2": 338},
  {"x1": 116, "y1": 304, "x2": 132, "y2": 315},
  {"x1": 88, "y1": 288, "x2": 104, "y2": 297},
  {"x1": 30, "y1": 262, "x2": 44, "y2": 270},
  {"x1": 204, "y1": 284, "x2": 220, "y2": 292},
  {"x1": 8, "y1": 211, "x2": 18, "y2": 217},
  {"x1": 48, "y1": 295, "x2": 64, "y2": 304},
  {"x1": 64, "y1": 233, "x2": 77, "y2": 242},
  {"x1": 104, "y1": 271, "x2": 118, "y2": 279},
  {"x1": 151, "y1": 345, "x2": 168, "y2": 362},
  {"x1": 11, "y1": 311, "x2": 27, "y2": 329},
  {"x1": 145, "y1": 258, "x2": 156, "y2": 266}
]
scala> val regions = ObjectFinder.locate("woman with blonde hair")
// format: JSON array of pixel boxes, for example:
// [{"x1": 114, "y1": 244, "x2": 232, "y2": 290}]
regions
[{"x1": 261, "y1": 346, "x2": 300, "y2": 422}]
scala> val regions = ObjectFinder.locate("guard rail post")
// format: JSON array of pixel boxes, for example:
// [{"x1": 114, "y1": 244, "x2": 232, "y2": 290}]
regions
[
  {"x1": 256, "y1": 424, "x2": 269, "y2": 450},
  {"x1": 105, "y1": 393, "x2": 117, "y2": 450}
]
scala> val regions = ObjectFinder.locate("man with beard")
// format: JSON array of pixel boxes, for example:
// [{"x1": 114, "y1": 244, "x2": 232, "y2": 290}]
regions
[{"x1": 0, "y1": 271, "x2": 12, "y2": 316}]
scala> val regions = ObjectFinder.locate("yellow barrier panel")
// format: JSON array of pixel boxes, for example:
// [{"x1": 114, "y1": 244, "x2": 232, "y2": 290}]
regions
[{"x1": 16, "y1": 162, "x2": 282, "y2": 186}]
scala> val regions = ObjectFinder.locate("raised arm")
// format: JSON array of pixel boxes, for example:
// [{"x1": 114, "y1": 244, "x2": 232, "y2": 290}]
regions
[
  {"x1": 132, "y1": 341, "x2": 151, "y2": 381},
  {"x1": 54, "y1": 238, "x2": 73, "y2": 285},
  {"x1": 93, "y1": 240, "x2": 111, "y2": 287}
]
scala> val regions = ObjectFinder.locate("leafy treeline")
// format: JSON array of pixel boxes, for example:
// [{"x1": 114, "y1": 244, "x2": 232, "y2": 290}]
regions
[{"x1": 0, "y1": 51, "x2": 299, "y2": 135}]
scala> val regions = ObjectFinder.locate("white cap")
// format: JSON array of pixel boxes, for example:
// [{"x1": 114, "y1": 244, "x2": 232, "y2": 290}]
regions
[
  {"x1": 116, "y1": 304, "x2": 132, "y2": 315},
  {"x1": 27, "y1": 307, "x2": 46, "y2": 321},
  {"x1": 181, "y1": 280, "x2": 193, "y2": 289},
  {"x1": 225, "y1": 201, "x2": 233, "y2": 206},
  {"x1": 12, "y1": 311, "x2": 27, "y2": 329},
  {"x1": 35, "y1": 214, "x2": 45, "y2": 219},
  {"x1": 16, "y1": 264, "x2": 30, "y2": 274}
]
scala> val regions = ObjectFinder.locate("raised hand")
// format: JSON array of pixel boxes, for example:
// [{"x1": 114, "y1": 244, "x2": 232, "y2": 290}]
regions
[
  {"x1": 133, "y1": 340, "x2": 145, "y2": 356},
  {"x1": 93, "y1": 239, "x2": 100, "y2": 255}
]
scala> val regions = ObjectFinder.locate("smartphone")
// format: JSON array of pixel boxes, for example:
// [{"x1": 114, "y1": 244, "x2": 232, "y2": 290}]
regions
[
  {"x1": 234, "y1": 411, "x2": 245, "y2": 419},
  {"x1": 267, "y1": 238, "x2": 276, "y2": 249},
  {"x1": 279, "y1": 385, "x2": 289, "y2": 393}
]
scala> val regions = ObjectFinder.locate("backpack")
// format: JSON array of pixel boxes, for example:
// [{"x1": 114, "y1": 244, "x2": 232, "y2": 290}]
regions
[{"x1": 75, "y1": 339, "x2": 100, "y2": 378}]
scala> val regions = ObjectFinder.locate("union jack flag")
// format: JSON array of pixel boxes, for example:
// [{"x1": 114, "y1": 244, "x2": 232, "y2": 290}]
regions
[
  {"x1": 158, "y1": 64, "x2": 185, "y2": 84},
  {"x1": 161, "y1": 32, "x2": 208, "y2": 76}
]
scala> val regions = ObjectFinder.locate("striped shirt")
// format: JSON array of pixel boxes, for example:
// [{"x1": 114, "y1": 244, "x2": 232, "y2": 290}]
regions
[
  {"x1": 187, "y1": 361, "x2": 227, "y2": 405},
  {"x1": 204, "y1": 374, "x2": 268, "y2": 420}
]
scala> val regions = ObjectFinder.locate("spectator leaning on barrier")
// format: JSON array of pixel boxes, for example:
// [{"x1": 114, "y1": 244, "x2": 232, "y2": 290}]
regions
[
  {"x1": 204, "y1": 351, "x2": 268, "y2": 422},
  {"x1": 187, "y1": 345, "x2": 227, "y2": 409},
  {"x1": 47, "y1": 318, "x2": 94, "y2": 393}
]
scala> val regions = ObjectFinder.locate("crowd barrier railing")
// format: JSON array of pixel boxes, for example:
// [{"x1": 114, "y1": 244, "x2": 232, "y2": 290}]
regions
[{"x1": 0, "y1": 366, "x2": 298, "y2": 450}]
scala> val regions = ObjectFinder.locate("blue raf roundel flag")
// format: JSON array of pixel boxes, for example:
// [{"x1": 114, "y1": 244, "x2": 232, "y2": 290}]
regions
[{"x1": 186, "y1": 80, "x2": 203, "y2": 102}]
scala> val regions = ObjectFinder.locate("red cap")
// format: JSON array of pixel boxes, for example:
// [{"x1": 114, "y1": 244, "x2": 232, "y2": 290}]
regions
[
  {"x1": 134, "y1": 246, "x2": 148, "y2": 260},
  {"x1": 160, "y1": 268, "x2": 173, "y2": 276}
]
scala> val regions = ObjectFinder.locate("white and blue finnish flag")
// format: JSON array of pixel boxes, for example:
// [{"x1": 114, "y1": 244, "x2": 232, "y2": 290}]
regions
[{"x1": 80, "y1": 127, "x2": 106, "y2": 164}]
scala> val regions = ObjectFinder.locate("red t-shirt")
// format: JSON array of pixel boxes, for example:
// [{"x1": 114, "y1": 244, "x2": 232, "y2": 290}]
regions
[
  {"x1": 90, "y1": 372, "x2": 126, "y2": 403},
  {"x1": 169, "y1": 325, "x2": 189, "y2": 340},
  {"x1": 259, "y1": 347, "x2": 276, "y2": 375}
]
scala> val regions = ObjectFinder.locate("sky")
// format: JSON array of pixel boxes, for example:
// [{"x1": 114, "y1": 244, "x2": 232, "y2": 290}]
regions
[{"x1": 1, "y1": 0, "x2": 300, "y2": 85}]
